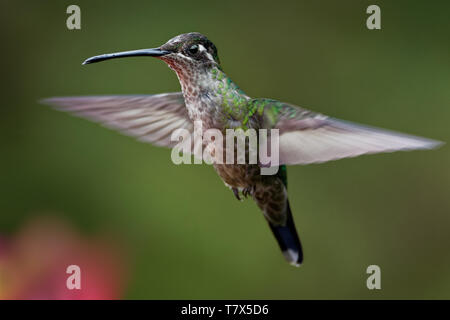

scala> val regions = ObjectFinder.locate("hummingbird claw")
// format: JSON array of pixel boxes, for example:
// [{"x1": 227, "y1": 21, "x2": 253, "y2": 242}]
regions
[
  {"x1": 232, "y1": 187, "x2": 253, "y2": 201},
  {"x1": 242, "y1": 187, "x2": 253, "y2": 198},
  {"x1": 232, "y1": 188, "x2": 242, "y2": 201}
]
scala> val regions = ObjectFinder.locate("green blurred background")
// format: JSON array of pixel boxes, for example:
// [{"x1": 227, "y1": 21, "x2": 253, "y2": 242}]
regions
[{"x1": 0, "y1": 0, "x2": 449, "y2": 299}]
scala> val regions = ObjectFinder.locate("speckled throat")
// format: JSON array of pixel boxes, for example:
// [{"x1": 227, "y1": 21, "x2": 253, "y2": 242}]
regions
[{"x1": 161, "y1": 55, "x2": 252, "y2": 131}]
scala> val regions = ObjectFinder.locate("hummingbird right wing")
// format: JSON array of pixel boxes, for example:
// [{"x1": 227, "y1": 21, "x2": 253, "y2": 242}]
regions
[
  {"x1": 254, "y1": 99, "x2": 443, "y2": 165},
  {"x1": 42, "y1": 93, "x2": 193, "y2": 148}
]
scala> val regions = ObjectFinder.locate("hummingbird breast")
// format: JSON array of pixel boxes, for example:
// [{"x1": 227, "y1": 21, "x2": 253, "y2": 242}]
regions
[
  {"x1": 169, "y1": 57, "x2": 266, "y2": 190},
  {"x1": 167, "y1": 56, "x2": 251, "y2": 131}
]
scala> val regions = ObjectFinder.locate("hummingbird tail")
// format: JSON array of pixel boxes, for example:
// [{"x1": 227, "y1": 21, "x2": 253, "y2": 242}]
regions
[{"x1": 267, "y1": 199, "x2": 303, "y2": 266}]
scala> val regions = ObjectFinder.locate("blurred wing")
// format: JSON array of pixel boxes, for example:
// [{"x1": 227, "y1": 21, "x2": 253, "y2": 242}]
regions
[
  {"x1": 42, "y1": 93, "x2": 193, "y2": 148},
  {"x1": 257, "y1": 99, "x2": 443, "y2": 165}
]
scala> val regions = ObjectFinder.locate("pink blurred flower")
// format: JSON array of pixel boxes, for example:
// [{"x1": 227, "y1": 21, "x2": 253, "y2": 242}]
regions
[{"x1": 0, "y1": 217, "x2": 127, "y2": 300}]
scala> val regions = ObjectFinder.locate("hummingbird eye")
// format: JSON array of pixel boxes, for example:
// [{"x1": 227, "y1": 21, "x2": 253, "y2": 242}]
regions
[{"x1": 188, "y1": 44, "x2": 199, "y2": 55}]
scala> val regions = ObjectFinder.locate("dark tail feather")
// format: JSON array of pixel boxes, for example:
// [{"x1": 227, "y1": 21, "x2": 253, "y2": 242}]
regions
[{"x1": 268, "y1": 200, "x2": 303, "y2": 266}]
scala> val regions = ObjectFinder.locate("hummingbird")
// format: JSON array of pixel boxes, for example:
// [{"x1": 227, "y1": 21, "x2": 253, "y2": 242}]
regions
[{"x1": 43, "y1": 32, "x2": 442, "y2": 266}]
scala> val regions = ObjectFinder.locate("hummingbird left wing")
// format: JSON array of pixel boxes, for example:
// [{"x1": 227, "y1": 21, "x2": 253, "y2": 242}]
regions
[
  {"x1": 42, "y1": 93, "x2": 193, "y2": 148},
  {"x1": 253, "y1": 99, "x2": 443, "y2": 165}
]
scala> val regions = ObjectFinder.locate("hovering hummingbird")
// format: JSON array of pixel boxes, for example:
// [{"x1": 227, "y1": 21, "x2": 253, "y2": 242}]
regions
[{"x1": 43, "y1": 32, "x2": 442, "y2": 266}]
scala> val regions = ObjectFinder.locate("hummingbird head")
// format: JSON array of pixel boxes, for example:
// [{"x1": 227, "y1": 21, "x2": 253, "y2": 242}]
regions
[
  {"x1": 159, "y1": 32, "x2": 221, "y2": 71},
  {"x1": 82, "y1": 32, "x2": 221, "y2": 73},
  {"x1": 82, "y1": 32, "x2": 222, "y2": 97}
]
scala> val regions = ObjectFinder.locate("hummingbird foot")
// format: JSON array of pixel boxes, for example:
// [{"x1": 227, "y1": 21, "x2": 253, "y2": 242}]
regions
[
  {"x1": 232, "y1": 188, "x2": 242, "y2": 201},
  {"x1": 242, "y1": 187, "x2": 253, "y2": 198},
  {"x1": 232, "y1": 186, "x2": 253, "y2": 201}
]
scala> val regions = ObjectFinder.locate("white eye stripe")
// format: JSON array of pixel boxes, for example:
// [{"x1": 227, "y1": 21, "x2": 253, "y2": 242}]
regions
[
  {"x1": 198, "y1": 44, "x2": 215, "y2": 62},
  {"x1": 177, "y1": 52, "x2": 194, "y2": 61},
  {"x1": 177, "y1": 44, "x2": 216, "y2": 63},
  {"x1": 205, "y1": 52, "x2": 215, "y2": 62}
]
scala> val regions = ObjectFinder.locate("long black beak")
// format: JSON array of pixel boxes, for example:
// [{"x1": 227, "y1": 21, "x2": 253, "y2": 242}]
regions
[{"x1": 82, "y1": 48, "x2": 171, "y2": 65}]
